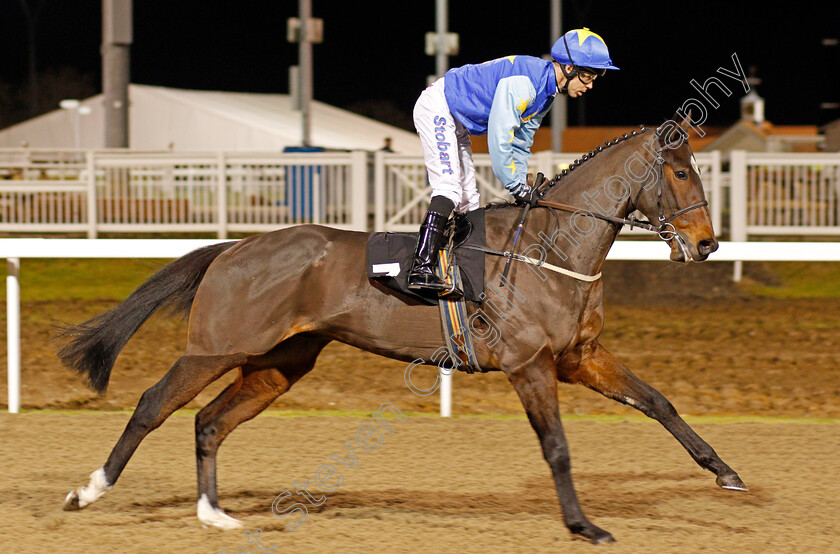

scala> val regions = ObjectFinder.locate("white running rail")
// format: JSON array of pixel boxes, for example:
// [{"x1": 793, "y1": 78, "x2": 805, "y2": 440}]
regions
[{"x1": 3, "y1": 239, "x2": 839, "y2": 414}]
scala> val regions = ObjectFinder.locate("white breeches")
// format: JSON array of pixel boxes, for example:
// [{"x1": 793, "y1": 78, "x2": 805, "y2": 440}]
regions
[{"x1": 413, "y1": 78, "x2": 480, "y2": 213}]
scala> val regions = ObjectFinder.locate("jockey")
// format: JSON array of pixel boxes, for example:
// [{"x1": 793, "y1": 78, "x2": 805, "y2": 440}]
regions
[{"x1": 408, "y1": 28, "x2": 619, "y2": 295}]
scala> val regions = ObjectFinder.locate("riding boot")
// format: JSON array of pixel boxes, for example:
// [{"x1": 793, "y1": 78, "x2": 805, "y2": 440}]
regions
[{"x1": 407, "y1": 209, "x2": 451, "y2": 293}]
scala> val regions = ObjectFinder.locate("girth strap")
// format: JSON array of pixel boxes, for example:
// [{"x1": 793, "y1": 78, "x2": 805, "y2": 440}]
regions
[{"x1": 461, "y1": 244, "x2": 602, "y2": 282}]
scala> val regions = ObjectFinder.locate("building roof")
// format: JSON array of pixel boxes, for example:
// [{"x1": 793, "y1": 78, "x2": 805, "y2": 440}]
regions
[
  {"x1": 701, "y1": 119, "x2": 820, "y2": 153},
  {"x1": 0, "y1": 84, "x2": 422, "y2": 154},
  {"x1": 819, "y1": 118, "x2": 840, "y2": 132}
]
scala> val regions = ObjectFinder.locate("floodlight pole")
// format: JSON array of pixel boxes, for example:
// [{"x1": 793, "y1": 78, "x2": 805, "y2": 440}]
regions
[
  {"x1": 102, "y1": 0, "x2": 132, "y2": 148},
  {"x1": 550, "y1": 0, "x2": 566, "y2": 153},
  {"x1": 436, "y1": 0, "x2": 448, "y2": 79},
  {"x1": 299, "y1": 0, "x2": 313, "y2": 147}
]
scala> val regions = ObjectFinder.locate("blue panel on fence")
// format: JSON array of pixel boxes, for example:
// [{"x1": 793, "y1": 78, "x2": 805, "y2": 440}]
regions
[{"x1": 284, "y1": 146, "x2": 324, "y2": 220}]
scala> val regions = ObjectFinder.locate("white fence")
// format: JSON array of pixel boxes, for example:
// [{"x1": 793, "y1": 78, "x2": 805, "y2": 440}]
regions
[
  {"x1": 1, "y1": 148, "x2": 839, "y2": 239},
  {"x1": 730, "y1": 151, "x2": 840, "y2": 240},
  {"x1": 4, "y1": 238, "x2": 840, "y2": 415},
  {"x1": 0, "y1": 150, "x2": 368, "y2": 237}
]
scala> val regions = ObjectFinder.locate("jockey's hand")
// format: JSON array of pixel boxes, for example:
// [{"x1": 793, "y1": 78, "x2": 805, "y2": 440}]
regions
[{"x1": 511, "y1": 183, "x2": 539, "y2": 207}]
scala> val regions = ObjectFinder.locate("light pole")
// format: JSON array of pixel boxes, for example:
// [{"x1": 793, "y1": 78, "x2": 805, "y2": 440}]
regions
[
  {"x1": 59, "y1": 99, "x2": 92, "y2": 150},
  {"x1": 550, "y1": 0, "x2": 565, "y2": 152}
]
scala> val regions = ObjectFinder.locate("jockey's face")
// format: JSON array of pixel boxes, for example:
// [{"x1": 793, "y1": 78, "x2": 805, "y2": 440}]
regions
[{"x1": 564, "y1": 65, "x2": 595, "y2": 98}]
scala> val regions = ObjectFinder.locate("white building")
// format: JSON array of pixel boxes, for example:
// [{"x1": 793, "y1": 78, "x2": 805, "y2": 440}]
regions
[{"x1": 0, "y1": 84, "x2": 422, "y2": 154}]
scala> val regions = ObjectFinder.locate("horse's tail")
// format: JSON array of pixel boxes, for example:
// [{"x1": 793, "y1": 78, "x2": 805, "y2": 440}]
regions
[{"x1": 57, "y1": 241, "x2": 238, "y2": 393}]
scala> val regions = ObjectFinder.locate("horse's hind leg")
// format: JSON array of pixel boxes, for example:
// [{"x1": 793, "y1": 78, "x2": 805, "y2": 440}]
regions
[
  {"x1": 564, "y1": 342, "x2": 747, "y2": 491},
  {"x1": 63, "y1": 352, "x2": 247, "y2": 511},
  {"x1": 195, "y1": 336, "x2": 329, "y2": 529}
]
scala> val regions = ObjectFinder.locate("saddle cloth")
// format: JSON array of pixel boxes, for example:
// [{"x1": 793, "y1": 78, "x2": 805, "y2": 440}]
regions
[{"x1": 365, "y1": 209, "x2": 486, "y2": 305}]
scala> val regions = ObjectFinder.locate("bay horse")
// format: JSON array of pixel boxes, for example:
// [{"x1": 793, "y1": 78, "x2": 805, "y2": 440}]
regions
[{"x1": 59, "y1": 113, "x2": 746, "y2": 544}]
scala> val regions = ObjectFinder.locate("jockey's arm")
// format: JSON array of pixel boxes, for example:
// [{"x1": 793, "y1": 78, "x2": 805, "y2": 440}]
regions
[
  {"x1": 516, "y1": 109, "x2": 548, "y2": 175},
  {"x1": 488, "y1": 76, "x2": 539, "y2": 194}
]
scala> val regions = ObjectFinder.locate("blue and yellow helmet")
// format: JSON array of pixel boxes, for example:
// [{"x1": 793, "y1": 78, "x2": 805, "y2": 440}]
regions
[{"x1": 551, "y1": 28, "x2": 619, "y2": 72}]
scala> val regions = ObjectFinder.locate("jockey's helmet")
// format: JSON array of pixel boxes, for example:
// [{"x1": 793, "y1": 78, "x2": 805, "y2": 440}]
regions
[{"x1": 551, "y1": 28, "x2": 619, "y2": 72}]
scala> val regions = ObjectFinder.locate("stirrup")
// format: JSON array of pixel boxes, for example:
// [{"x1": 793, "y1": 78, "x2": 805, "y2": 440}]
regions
[
  {"x1": 437, "y1": 283, "x2": 464, "y2": 300},
  {"x1": 407, "y1": 270, "x2": 449, "y2": 291}
]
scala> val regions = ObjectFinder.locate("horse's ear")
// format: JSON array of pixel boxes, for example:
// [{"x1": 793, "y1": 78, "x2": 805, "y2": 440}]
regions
[
  {"x1": 658, "y1": 115, "x2": 688, "y2": 149},
  {"x1": 678, "y1": 109, "x2": 693, "y2": 133}
]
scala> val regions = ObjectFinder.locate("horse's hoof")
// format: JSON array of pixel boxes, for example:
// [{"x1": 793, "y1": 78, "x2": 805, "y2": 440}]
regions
[
  {"x1": 63, "y1": 489, "x2": 82, "y2": 511},
  {"x1": 571, "y1": 522, "x2": 616, "y2": 544},
  {"x1": 589, "y1": 529, "x2": 615, "y2": 544},
  {"x1": 590, "y1": 530, "x2": 616, "y2": 545},
  {"x1": 199, "y1": 509, "x2": 244, "y2": 530},
  {"x1": 197, "y1": 494, "x2": 244, "y2": 530},
  {"x1": 716, "y1": 472, "x2": 749, "y2": 491},
  {"x1": 63, "y1": 468, "x2": 111, "y2": 510}
]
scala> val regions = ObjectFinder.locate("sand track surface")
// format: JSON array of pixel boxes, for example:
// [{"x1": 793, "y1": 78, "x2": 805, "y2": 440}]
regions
[{"x1": 1, "y1": 414, "x2": 838, "y2": 553}]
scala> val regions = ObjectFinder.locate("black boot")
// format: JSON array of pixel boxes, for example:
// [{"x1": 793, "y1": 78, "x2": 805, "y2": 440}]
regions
[
  {"x1": 408, "y1": 209, "x2": 470, "y2": 297},
  {"x1": 407, "y1": 209, "x2": 450, "y2": 293}
]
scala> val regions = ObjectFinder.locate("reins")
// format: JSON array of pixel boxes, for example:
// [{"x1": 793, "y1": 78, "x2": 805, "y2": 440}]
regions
[{"x1": 535, "y1": 199, "x2": 660, "y2": 233}]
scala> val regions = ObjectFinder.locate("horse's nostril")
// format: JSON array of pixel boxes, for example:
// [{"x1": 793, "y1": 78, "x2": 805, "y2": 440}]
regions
[{"x1": 698, "y1": 238, "x2": 718, "y2": 255}]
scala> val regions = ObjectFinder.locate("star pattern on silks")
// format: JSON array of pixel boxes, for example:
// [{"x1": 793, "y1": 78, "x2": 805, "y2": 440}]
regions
[
  {"x1": 507, "y1": 129, "x2": 514, "y2": 143},
  {"x1": 515, "y1": 98, "x2": 529, "y2": 113},
  {"x1": 506, "y1": 160, "x2": 516, "y2": 174},
  {"x1": 575, "y1": 27, "x2": 604, "y2": 46},
  {"x1": 505, "y1": 55, "x2": 516, "y2": 63}
]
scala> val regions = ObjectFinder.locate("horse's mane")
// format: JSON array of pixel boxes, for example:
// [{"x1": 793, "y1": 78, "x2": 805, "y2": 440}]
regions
[{"x1": 483, "y1": 124, "x2": 649, "y2": 211}]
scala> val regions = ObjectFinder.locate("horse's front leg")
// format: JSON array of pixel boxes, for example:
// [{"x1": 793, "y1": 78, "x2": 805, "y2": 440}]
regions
[
  {"x1": 564, "y1": 341, "x2": 748, "y2": 491},
  {"x1": 507, "y1": 349, "x2": 615, "y2": 544}
]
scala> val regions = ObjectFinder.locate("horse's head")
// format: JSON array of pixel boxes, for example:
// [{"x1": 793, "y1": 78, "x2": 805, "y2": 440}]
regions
[{"x1": 632, "y1": 112, "x2": 718, "y2": 262}]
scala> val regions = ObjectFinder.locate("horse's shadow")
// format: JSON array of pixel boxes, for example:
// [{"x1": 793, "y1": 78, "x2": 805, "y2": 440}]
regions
[{"x1": 119, "y1": 470, "x2": 766, "y2": 534}]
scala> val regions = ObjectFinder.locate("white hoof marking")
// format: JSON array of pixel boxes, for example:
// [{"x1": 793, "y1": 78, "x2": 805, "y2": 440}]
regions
[
  {"x1": 76, "y1": 468, "x2": 111, "y2": 509},
  {"x1": 197, "y1": 494, "x2": 243, "y2": 530}
]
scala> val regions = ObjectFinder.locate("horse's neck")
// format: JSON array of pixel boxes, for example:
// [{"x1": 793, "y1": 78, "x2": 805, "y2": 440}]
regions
[
  {"x1": 541, "y1": 140, "x2": 641, "y2": 275},
  {"x1": 545, "y1": 139, "x2": 640, "y2": 218}
]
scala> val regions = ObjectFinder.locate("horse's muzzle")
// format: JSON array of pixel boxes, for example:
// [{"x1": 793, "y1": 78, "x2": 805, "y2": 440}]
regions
[
  {"x1": 668, "y1": 234, "x2": 718, "y2": 263},
  {"x1": 695, "y1": 237, "x2": 719, "y2": 261}
]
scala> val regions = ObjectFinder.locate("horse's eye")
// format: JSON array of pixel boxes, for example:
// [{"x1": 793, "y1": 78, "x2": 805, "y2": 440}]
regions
[{"x1": 674, "y1": 170, "x2": 688, "y2": 181}]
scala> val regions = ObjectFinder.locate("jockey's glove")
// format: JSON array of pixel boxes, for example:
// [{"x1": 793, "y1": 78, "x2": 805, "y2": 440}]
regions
[{"x1": 511, "y1": 183, "x2": 540, "y2": 207}]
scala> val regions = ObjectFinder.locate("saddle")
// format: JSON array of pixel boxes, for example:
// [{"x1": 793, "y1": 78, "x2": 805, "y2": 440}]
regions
[
  {"x1": 365, "y1": 209, "x2": 486, "y2": 305},
  {"x1": 366, "y1": 210, "x2": 487, "y2": 374}
]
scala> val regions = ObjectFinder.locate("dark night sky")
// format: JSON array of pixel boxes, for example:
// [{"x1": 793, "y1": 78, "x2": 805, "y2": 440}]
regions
[{"x1": 2, "y1": 0, "x2": 839, "y2": 129}]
